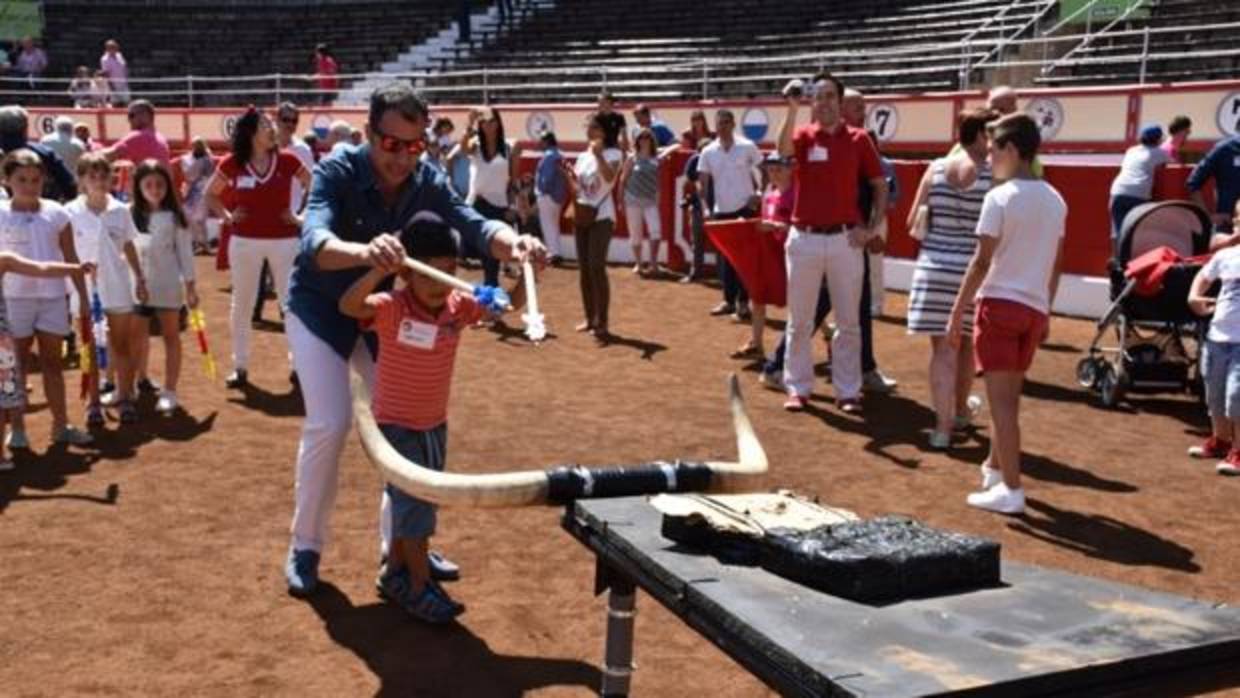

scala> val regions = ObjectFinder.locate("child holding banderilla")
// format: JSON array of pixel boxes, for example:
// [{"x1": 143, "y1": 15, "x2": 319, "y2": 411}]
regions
[{"x1": 340, "y1": 216, "x2": 527, "y2": 624}]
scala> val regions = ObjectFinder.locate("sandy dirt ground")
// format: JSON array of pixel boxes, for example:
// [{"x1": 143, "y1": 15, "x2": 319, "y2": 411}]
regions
[{"x1": 1, "y1": 257, "x2": 1238, "y2": 697}]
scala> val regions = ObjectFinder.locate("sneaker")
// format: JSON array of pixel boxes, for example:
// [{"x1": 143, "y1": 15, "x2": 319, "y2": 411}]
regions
[
  {"x1": 709, "y1": 302, "x2": 735, "y2": 317},
  {"x1": 7, "y1": 429, "x2": 29, "y2": 450},
  {"x1": 285, "y1": 548, "x2": 321, "y2": 597},
  {"x1": 734, "y1": 305, "x2": 752, "y2": 322},
  {"x1": 86, "y1": 405, "x2": 105, "y2": 428},
  {"x1": 980, "y1": 464, "x2": 1003, "y2": 490},
  {"x1": 928, "y1": 431, "x2": 951, "y2": 450},
  {"x1": 758, "y1": 370, "x2": 784, "y2": 391},
  {"x1": 100, "y1": 390, "x2": 120, "y2": 407},
  {"x1": 137, "y1": 377, "x2": 160, "y2": 394},
  {"x1": 428, "y1": 551, "x2": 460, "y2": 582},
  {"x1": 1217, "y1": 449, "x2": 1240, "y2": 476},
  {"x1": 225, "y1": 369, "x2": 249, "y2": 389},
  {"x1": 966, "y1": 483, "x2": 1025, "y2": 515},
  {"x1": 783, "y1": 393, "x2": 807, "y2": 412},
  {"x1": 377, "y1": 565, "x2": 462, "y2": 624},
  {"x1": 862, "y1": 370, "x2": 897, "y2": 393},
  {"x1": 53, "y1": 425, "x2": 94, "y2": 446},
  {"x1": 101, "y1": 380, "x2": 116, "y2": 395},
  {"x1": 838, "y1": 397, "x2": 864, "y2": 414},
  {"x1": 1189, "y1": 436, "x2": 1232, "y2": 459},
  {"x1": 119, "y1": 401, "x2": 138, "y2": 424},
  {"x1": 156, "y1": 390, "x2": 178, "y2": 414}
]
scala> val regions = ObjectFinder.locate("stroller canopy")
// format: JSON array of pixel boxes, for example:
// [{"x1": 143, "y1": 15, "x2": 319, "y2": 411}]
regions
[{"x1": 1116, "y1": 200, "x2": 1212, "y2": 265}]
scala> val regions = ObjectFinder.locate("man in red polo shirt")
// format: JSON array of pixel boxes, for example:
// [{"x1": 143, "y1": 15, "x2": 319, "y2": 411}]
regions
[{"x1": 777, "y1": 72, "x2": 888, "y2": 414}]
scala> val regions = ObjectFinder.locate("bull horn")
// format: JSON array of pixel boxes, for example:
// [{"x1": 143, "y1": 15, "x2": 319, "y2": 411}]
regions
[{"x1": 353, "y1": 373, "x2": 768, "y2": 508}]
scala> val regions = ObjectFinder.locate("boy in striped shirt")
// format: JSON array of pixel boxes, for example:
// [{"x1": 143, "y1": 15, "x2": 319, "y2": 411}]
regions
[{"x1": 340, "y1": 218, "x2": 524, "y2": 623}]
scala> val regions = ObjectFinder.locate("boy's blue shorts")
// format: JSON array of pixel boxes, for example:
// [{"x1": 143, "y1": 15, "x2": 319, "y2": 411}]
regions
[
  {"x1": 379, "y1": 422, "x2": 447, "y2": 540},
  {"x1": 1203, "y1": 339, "x2": 1240, "y2": 419}
]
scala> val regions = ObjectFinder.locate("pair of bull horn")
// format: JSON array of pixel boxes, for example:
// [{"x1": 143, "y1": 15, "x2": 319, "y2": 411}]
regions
[{"x1": 352, "y1": 373, "x2": 769, "y2": 507}]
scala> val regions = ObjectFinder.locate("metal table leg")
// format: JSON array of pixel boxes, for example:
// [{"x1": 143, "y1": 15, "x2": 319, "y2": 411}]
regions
[{"x1": 597, "y1": 562, "x2": 637, "y2": 697}]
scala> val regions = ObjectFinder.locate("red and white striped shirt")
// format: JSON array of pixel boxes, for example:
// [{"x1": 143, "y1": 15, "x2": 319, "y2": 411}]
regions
[{"x1": 364, "y1": 288, "x2": 483, "y2": 430}]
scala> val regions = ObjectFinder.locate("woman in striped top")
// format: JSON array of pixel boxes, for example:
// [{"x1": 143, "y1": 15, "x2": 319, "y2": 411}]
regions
[
  {"x1": 621, "y1": 129, "x2": 668, "y2": 276},
  {"x1": 906, "y1": 108, "x2": 998, "y2": 449}
]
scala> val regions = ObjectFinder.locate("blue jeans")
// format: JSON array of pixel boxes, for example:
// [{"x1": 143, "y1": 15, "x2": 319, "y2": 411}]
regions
[
  {"x1": 765, "y1": 252, "x2": 877, "y2": 375},
  {"x1": 1203, "y1": 339, "x2": 1240, "y2": 419},
  {"x1": 1110, "y1": 194, "x2": 1146, "y2": 252},
  {"x1": 379, "y1": 422, "x2": 448, "y2": 540}
]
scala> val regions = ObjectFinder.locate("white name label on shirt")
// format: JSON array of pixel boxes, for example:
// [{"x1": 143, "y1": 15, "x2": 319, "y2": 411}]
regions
[
  {"x1": 809, "y1": 146, "x2": 829, "y2": 163},
  {"x1": 397, "y1": 319, "x2": 438, "y2": 349},
  {"x1": 236, "y1": 176, "x2": 257, "y2": 190}
]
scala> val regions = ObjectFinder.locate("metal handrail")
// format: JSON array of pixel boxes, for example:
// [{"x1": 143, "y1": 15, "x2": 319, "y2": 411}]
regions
[
  {"x1": 958, "y1": 0, "x2": 1028, "y2": 45},
  {"x1": 1043, "y1": 0, "x2": 1150, "y2": 76},
  {"x1": 966, "y1": 0, "x2": 1060, "y2": 76}
]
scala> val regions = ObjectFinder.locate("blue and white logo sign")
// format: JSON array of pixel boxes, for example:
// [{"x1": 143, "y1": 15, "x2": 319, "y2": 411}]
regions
[
  {"x1": 865, "y1": 103, "x2": 899, "y2": 142},
  {"x1": 526, "y1": 111, "x2": 555, "y2": 140},
  {"x1": 741, "y1": 107, "x2": 770, "y2": 142},
  {"x1": 1025, "y1": 97, "x2": 1064, "y2": 141},
  {"x1": 312, "y1": 114, "x2": 332, "y2": 139},
  {"x1": 221, "y1": 114, "x2": 239, "y2": 140}
]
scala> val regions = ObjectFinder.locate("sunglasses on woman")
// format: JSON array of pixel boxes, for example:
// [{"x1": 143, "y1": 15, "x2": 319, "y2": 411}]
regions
[{"x1": 372, "y1": 126, "x2": 425, "y2": 156}]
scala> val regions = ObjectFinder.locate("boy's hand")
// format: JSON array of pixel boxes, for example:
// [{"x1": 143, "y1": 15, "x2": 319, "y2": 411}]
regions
[
  {"x1": 135, "y1": 279, "x2": 149, "y2": 304},
  {"x1": 74, "y1": 261, "x2": 96, "y2": 278},
  {"x1": 509, "y1": 234, "x2": 548, "y2": 269},
  {"x1": 186, "y1": 287, "x2": 199, "y2": 309},
  {"x1": 365, "y1": 233, "x2": 406, "y2": 274}
]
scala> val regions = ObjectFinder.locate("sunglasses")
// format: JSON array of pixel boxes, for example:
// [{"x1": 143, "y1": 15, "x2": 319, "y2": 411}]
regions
[{"x1": 373, "y1": 126, "x2": 425, "y2": 156}]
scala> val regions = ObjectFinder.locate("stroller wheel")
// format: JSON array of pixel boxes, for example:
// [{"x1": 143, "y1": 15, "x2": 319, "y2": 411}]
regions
[
  {"x1": 1098, "y1": 363, "x2": 1124, "y2": 408},
  {"x1": 1076, "y1": 357, "x2": 1100, "y2": 389}
]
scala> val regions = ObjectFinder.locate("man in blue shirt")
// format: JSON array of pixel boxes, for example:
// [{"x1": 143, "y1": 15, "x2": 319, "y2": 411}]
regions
[
  {"x1": 284, "y1": 82, "x2": 545, "y2": 597},
  {"x1": 534, "y1": 130, "x2": 567, "y2": 263},
  {"x1": 632, "y1": 104, "x2": 676, "y2": 148},
  {"x1": 1188, "y1": 135, "x2": 1240, "y2": 233}
]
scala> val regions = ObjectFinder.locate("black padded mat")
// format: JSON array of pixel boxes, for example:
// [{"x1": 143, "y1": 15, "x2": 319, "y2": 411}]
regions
[{"x1": 564, "y1": 497, "x2": 1240, "y2": 697}]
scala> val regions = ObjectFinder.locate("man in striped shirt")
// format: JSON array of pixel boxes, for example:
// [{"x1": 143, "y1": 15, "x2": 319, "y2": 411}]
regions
[{"x1": 340, "y1": 217, "x2": 525, "y2": 623}]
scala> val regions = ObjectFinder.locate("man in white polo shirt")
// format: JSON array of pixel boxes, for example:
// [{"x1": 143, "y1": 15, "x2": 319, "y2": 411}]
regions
[{"x1": 698, "y1": 109, "x2": 763, "y2": 320}]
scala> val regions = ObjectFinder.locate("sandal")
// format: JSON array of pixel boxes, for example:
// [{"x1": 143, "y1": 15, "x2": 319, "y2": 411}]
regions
[{"x1": 730, "y1": 342, "x2": 762, "y2": 359}]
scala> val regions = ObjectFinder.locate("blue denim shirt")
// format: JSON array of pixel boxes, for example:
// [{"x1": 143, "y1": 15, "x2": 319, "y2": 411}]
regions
[
  {"x1": 288, "y1": 143, "x2": 503, "y2": 359},
  {"x1": 535, "y1": 148, "x2": 567, "y2": 204},
  {"x1": 1188, "y1": 136, "x2": 1240, "y2": 221}
]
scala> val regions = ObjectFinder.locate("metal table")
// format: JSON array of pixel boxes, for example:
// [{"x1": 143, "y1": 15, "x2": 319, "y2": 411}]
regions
[{"x1": 564, "y1": 497, "x2": 1240, "y2": 697}]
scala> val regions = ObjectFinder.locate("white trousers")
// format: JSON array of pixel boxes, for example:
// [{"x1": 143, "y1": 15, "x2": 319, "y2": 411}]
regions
[
  {"x1": 783, "y1": 227, "x2": 865, "y2": 399},
  {"x1": 624, "y1": 201, "x2": 661, "y2": 246},
  {"x1": 536, "y1": 194, "x2": 564, "y2": 258},
  {"x1": 287, "y1": 312, "x2": 378, "y2": 553},
  {"x1": 868, "y1": 250, "x2": 886, "y2": 315},
  {"x1": 229, "y1": 236, "x2": 297, "y2": 371}
]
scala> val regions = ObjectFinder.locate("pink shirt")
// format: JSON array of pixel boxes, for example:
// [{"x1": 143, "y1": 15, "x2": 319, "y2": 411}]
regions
[
  {"x1": 1160, "y1": 140, "x2": 1182, "y2": 165},
  {"x1": 114, "y1": 128, "x2": 170, "y2": 167}
]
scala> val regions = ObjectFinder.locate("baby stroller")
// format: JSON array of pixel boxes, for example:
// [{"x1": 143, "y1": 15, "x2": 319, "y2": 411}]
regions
[{"x1": 1077, "y1": 200, "x2": 1213, "y2": 407}]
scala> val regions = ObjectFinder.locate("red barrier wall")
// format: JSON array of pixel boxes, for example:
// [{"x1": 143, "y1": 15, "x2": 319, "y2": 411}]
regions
[{"x1": 518, "y1": 150, "x2": 1210, "y2": 278}]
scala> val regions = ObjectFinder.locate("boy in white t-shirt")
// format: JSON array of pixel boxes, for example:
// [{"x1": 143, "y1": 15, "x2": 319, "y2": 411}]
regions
[
  {"x1": 1188, "y1": 199, "x2": 1240, "y2": 476},
  {"x1": 946, "y1": 114, "x2": 1067, "y2": 514}
]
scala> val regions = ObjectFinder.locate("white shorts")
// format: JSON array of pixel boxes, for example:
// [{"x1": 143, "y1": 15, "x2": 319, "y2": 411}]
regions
[{"x1": 7, "y1": 296, "x2": 71, "y2": 338}]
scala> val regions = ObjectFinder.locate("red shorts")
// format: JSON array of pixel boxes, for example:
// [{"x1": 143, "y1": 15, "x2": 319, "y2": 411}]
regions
[{"x1": 973, "y1": 298, "x2": 1047, "y2": 374}]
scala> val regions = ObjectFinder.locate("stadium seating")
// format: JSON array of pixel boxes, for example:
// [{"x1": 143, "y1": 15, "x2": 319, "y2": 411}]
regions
[
  {"x1": 35, "y1": 0, "x2": 491, "y2": 106},
  {"x1": 1036, "y1": 0, "x2": 1240, "y2": 87},
  {"x1": 425, "y1": 0, "x2": 1055, "y2": 103}
]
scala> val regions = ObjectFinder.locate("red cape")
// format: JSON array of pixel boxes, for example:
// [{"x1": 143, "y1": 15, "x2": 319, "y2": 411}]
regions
[{"x1": 704, "y1": 218, "x2": 787, "y2": 307}]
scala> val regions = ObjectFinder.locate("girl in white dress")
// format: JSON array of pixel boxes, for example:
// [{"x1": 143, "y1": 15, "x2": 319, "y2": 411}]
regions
[{"x1": 130, "y1": 160, "x2": 197, "y2": 414}]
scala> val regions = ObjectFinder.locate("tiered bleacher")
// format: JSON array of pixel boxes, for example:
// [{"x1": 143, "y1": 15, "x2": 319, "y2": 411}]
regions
[
  {"x1": 428, "y1": 0, "x2": 1056, "y2": 103},
  {"x1": 1038, "y1": 0, "x2": 1240, "y2": 87},
  {"x1": 35, "y1": 0, "x2": 489, "y2": 106}
]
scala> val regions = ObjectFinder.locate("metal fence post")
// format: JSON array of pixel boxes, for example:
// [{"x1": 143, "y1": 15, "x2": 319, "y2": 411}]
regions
[
  {"x1": 701, "y1": 60, "x2": 708, "y2": 100},
  {"x1": 482, "y1": 67, "x2": 489, "y2": 104},
  {"x1": 187, "y1": 75, "x2": 194, "y2": 108},
  {"x1": 1138, "y1": 25, "x2": 1150, "y2": 84},
  {"x1": 275, "y1": 74, "x2": 282, "y2": 105}
]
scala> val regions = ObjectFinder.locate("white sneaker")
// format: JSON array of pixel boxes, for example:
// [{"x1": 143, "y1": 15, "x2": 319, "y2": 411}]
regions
[
  {"x1": 966, "y1": 483, "x2": 1025, "y2": 515},
  {"x1": 156, "y1": 390, "x2": 178, "y2": 414},
  {"x1": 100, "y1": 390, "x2": 119, "y2": 407},
  {"x1": 980, "y1": 464, "x2": 1003, "y2": 490},
  {"x1": 1218, "y1": 462, "x2": 1240, "y2": 477}
]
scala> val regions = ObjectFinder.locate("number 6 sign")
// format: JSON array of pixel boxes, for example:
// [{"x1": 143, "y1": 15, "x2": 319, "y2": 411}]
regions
[
  {"x1": 865, "y1": 103, "x2": 899, "y2": 142},
  {"x1": 1216, "y1": 91, "x2": 1240, "y2": 137}
]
